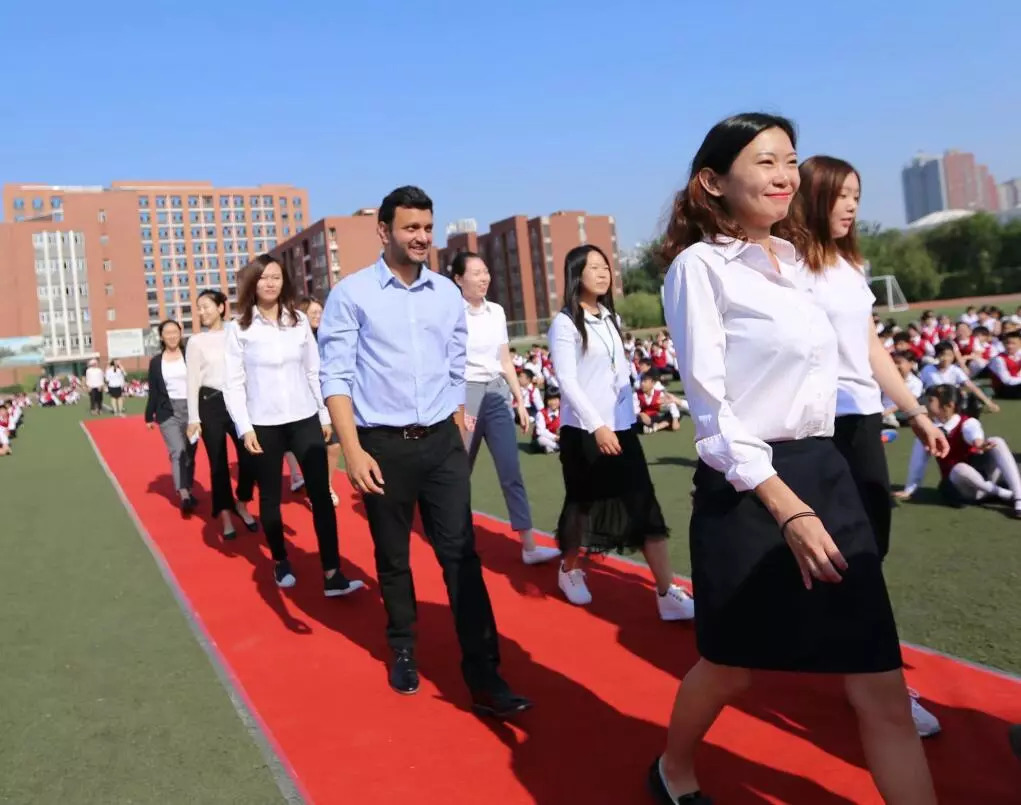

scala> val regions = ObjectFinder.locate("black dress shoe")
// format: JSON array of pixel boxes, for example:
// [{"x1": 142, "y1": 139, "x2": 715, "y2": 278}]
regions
[
  {"x1": 389, "y1": 649, "x2": 419, "y2": 695},
  {"x1": 647, "y1": 758, "x2": 712, "y2": 804},
  {"x1": 180, "y1": 495, "x2": 197, "y2": 517},
  {"x1": 470, "y1": 679, "x2": 533, "y2": 719}
]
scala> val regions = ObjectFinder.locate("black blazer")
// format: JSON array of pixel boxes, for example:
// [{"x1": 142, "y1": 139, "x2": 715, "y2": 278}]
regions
[{"x1": 144, "y1": 352, "x2": 186, "y2": 424}]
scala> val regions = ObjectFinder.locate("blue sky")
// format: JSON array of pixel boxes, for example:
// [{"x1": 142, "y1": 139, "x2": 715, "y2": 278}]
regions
[{"x1": 0, "y1": 0, "x2": 1016, "y2": 251}]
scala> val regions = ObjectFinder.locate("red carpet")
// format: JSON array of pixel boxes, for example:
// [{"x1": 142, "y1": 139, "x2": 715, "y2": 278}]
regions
[{"x1": 85, "y1": 417, "x2": 1021, "y2": 804}]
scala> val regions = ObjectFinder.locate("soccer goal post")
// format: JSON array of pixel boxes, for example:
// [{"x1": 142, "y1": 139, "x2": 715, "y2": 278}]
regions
[{"x1": 869, "y1": 273, "x2": 909, "y2": 313}]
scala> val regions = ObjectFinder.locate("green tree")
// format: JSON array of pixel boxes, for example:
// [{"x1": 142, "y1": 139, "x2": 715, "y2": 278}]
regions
[
  {"x1": 621, "y1": 238, "x2": 664, "y2": 296},
  {"x1": 923, "y1": 213, "x2": 1002, "y2": 294},
  {"x1": 860, "y1": 229, "x2": 940, "y2": 301},
  {"x1": 616, "y1": 292, "x2": 664, "y2": 328}
]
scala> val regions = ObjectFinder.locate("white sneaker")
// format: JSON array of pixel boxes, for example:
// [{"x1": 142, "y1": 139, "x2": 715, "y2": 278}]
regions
[
  {"x1": 290, "y1": 477, "x2": 306, "y2": 493},
  {"x1": 558, "y1": 564, "x2": 592, "y2": 606},
  {"x1": 908, "y1": 689, "x2": 941, "y2": 738},
  {"x1": 522, "y1": 545, "x2": 561, "y2": 565},
  {"x1": 657, "y1": 584, "x2": 695, "y2": 621}
]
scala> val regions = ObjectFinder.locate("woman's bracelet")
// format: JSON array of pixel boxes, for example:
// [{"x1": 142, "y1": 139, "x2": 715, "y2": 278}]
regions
[
  {"x1": 903, "y1": 405, "x2": 927, "y2": 420},
  {"x1": 780, "y1": 511, "x2": 819, "y2": 534}
]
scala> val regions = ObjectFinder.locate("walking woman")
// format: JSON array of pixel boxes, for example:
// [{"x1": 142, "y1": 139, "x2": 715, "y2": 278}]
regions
[
  {"x1": 298, "y1": 295, "x2": 340, "y2": 505},
  {"x1": 186, "y1": 289, "x2": 259, "y2": 540},
  {"x1": 783, "y1": 155, "x2": 949, "y2": 737},
  {"x1": 548, "y1": 244, "x2": 693, "y2": 620},
  {"x1": 105, "y1": 360, "x2": 126, "y2": 416},
  {"x1": 145, "y1": 319, "x2": 198, "y2": 515},
  {"x1": 224, "y1": 255, "x2": 363, "y2": 596},
  {"x1": 449, "y1": 252, "x2": 560, "y2": 565},
  {"x1": 656, "y1": 113, "x2": 935, "y2": 805}
]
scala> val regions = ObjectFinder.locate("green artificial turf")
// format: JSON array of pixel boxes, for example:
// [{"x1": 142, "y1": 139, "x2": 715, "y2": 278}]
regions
[{"x1": 0, "y1": 400, "x2": 284, "y2": 804}]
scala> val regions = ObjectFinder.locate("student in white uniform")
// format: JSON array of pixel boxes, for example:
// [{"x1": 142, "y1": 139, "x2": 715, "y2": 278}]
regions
[
  {"x1": 548, "y1": 244, "x2": 693, "y2": 620},
  {"x1": 783, "y1": 155, "x2": 948, "y2": 739},
  {"x1": 654, "y1": 113, "x2": 935, "y2": 805},
  {"x1": 224, "y1": 255, "x2": 364, "y2": 597},
  {"x1": 186, "y1": 289, "x2": 259, "y2": 540},
  {"x1": 144, "y1": 320, "x2": 198, "y2": 514},
  {"x1": 448, "y1": 252, "x2": 559, "y2": 565},
  {"x1": 105, "y1": 360, "x2": 126, "y2": 416}
]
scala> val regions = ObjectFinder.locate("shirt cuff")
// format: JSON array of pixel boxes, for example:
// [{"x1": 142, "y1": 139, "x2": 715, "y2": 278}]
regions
[
  {"x1": 695, "y1": 435, "x2": 776, "y2": 492},
  {"x1": 233, "y1": 415, "x2": 253, "y2": 438},
  {"x1": 318, "y1": 408, "x2": 331, "y2": 426},
  {"x1": 451, "y1": 380, "x2": 467, "y2": 406},
  {"x1": 321, "y1": 377, "x2": 353, "y2": 400}
]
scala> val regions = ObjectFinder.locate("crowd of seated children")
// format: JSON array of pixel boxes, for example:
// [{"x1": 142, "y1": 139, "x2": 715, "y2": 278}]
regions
[
  {"x1": 0, "y1": 395, "x2": 30, "y2": 457},
  {"x1": 532, "y1": 389, "x2": 561, "y2": 453},
  {"x1": 897, "y1": 384, "x2": 1021, "y2": 519},
  {"x1": 623, "y1": 330, "x2": 679, "y2": 383},
  {"x1": 36, "y1": 374, "x2": 81, "y2": 406}
]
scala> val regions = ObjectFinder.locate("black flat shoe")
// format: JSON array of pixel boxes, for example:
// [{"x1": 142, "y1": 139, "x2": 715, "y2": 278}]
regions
[
  {"x1": 389, "y1": 649, "x2": 419, "y2": 695},
  {"x1": 180, "y1": 496, "x2": 197, "y2": 517},
  {"x1": 235, "y1": 505, "x2": 258, "y2": 532},
  {"x1": 647, "y1": 758, "x2": 711, "y2": 804},
  {"x1": 470, "y1": 679, "x2": 533, "y2": 719},
  {"x1": 223, "y1": 528, "x2": 237, "y2": 541}
]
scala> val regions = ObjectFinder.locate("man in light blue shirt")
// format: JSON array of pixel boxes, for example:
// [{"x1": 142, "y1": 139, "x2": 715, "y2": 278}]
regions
[{"x1": 319, "y1": 186, "x2": 531, "y2": 718}]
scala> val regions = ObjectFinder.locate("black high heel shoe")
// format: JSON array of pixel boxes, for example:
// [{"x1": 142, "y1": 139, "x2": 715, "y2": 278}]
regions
[
  {"x1": 647, "y1": 758, "x2": 712, "y2": 804},
  {"x1": 235, "y1": 503, "x2": 258, "y2": 532}
]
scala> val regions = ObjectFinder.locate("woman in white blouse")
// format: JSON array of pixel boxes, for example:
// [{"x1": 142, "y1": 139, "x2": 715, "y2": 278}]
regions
[
  {"x1": 449, "y1": 251, "x2": 559, "y2": 566},
  {"x1": 783, "y1": 156, "x2": 949, "y2": 739},
  {"x1": 224, "y1": 255, "x2": 363, "y2": 597},
  {"x1": 185, "y1": 289, "x2": 258, "y2": 540},
  {"x1": 548, "y1": 244, "x2": 693, "y2": 620},
  {"x1": 144, "y1": 320, "x2": 198, "y2": 514},
  {"x1": 104, "y1": 360, "x2": 126, "y2": 416},
  {"x1": 654, "y1": 114, "x2": 934, "y2": 805}
]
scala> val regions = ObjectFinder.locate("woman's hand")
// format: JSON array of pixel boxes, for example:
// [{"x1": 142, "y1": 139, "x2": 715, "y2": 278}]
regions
[
  {"x1": 242, "y1": 431, "x2": 263, "y2": 454},
  {"x1": 892, "y1": 489, "x2": 913, "y2": 501},
  {"x1": 908, "y1": 414, "x2": 948, "y2": 458},
  {"x1": 516, "y1": 405, "x2": 530, "y2": 433},
  {"x1": 321, "y1": 423, "x2": 333, "y2": 442},
  {"x1": 781, "y1": 513, "x2": 848, "y2": 590},
  {"x1": 987, "y1": 400, "x2": 1001, "y2": 414},
  {"x1": 146, "y1": 422, "x2": 156, "y2": 431},
  {"x1": 187, "y1": 423, "x2": 202, "y2": 441},
  {"x1": 593, "y1": 426, "x2": 621, "y2": 456}
]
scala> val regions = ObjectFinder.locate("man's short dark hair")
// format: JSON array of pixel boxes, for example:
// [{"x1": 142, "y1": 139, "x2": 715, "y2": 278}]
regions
[{"x1": 378, "y1": 186, "x2": 433, "y2": 228}]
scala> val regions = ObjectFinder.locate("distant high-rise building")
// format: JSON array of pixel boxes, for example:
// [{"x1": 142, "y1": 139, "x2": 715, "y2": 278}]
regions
[
  {"x1": 901, "y1": 151, "x2": 1001, "y2": 224},
  {"x1": 902, "y1": 154, "x2": 946, "y2": 224},
  {"x1": 999, "y1": 178, "x2": 1021, "y2": 210},
  {"x1": 0, "y1": 180, "x2": 308, "y2": 386},
  {"x1": 439, "y1": 210, "x2": 621, "y2": 336}
]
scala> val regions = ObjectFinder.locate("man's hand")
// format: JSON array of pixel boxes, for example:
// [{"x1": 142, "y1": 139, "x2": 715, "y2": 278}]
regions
[{"x1": 346, "y1": 447, "x2": 385, "y2": 495}]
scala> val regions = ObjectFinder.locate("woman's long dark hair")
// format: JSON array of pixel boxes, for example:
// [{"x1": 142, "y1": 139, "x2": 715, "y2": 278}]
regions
[
  {"x1": 659, "y1": 112, "x2": 799, "y2": 265},
  {"x1": 562, "y1": 244, "x2": 618, "y2": 352},
  {"x1": 237, "y1": 254, "x2": 299, "y2": 330}
]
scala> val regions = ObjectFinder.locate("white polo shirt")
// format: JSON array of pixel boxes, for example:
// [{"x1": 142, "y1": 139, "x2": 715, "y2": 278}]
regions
[{"x1": 464, "y1": 299, "x2": 508, "y2": 383}]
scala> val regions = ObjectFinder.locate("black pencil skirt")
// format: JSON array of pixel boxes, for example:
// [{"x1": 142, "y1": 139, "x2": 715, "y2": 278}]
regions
[
  {"x1": 690, "y1": 437, "x2": 902, "y2": 674},
  {"x1": 832, "y1": 413, "x2": 893, "y2": 560}
]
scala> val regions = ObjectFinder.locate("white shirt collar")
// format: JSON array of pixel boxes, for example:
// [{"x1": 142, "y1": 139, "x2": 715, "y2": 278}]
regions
[
  {"x1": 464, "y1": 298, "x2": 491, "y2": 315},
  {"x1": 251, "y1": 306, "x2": 296, "y2": 326}
]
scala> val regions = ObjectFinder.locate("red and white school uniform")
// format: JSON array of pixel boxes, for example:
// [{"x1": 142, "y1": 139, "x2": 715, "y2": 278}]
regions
[
  {"x1": 533, "y1": 406, "x2": 561, "y2": 453},
  {"x1": 989, "y1": 351, "x2": 1021, "y2": 398}
]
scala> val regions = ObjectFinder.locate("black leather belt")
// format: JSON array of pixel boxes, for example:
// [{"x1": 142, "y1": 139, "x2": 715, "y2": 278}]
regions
[{"x1": 360, "y1": 418, "x2": 449, "y2": 440}]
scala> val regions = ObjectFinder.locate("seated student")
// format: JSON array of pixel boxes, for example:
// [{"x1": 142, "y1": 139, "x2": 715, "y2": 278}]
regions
[
  {"x1": 533, "y1": 389, "x2": 561, "y2": 453},
  {"x1": 882, "y1": 351, "x2": 924, "y2": 428},
  {"x1": 989, "y1": 330, "x2": 1021, "y2": 399},
  {"x1": 632, "y1": 356, "x2": 654, "y2": 390},
  {"x1": 896, "y1": 384, "x2": 1021, "y2": 518},
  {"x1": 516, "y1": 368, "x2": 544, "y2": 418},
  {"x1": 634, "y1": 369, "x2": 683, "y2": 434},
  {"x1": 919, "y1": 340, "x2": 999, "y2": 415},
  {"x1": 967, "y1": 325, "x2": 1001, "y2": 377}
]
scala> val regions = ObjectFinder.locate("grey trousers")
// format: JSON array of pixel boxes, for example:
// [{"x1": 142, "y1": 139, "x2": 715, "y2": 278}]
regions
[
  {"x1": 464, "y1": 378, "x2": 532, "y2": 531},
  {"x1": 159, "y1": 398, "x2": 197, "y2": 493}
]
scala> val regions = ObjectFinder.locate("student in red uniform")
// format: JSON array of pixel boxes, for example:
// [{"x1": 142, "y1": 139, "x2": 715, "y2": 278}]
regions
[
  {"x1": 897, "y1": 384, "x2": 1021, "y2": 518},
  {"x1": 533, "y1": 389, "x2": 561, "y2": 453},
  {"x1": 635, "y1": 370, "x2": 682, "y2": 433},
  {"x1": 989, "y1": 330, "x2": 1021, "y2": 399}
]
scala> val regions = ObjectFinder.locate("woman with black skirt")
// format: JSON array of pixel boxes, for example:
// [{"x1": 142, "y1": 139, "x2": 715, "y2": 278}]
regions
[
  {"x1": 224, "y1": 255, "x2": 363, "y2": 597},
  {"x1": 185, "y1": 289, "x2": 259, "y2": 540},
  {"x1": 784, "y1": 155, "x2": 948, "y2": 738},
  {"x1": 547, "y1": 244, "x2": 693, "y2": 620},
  {"x1": 654, "y1": 114, "x2": 935, "y2": 805},
  {"x1": 145, "y1": 319, "x2": 198, "y2": 515}
]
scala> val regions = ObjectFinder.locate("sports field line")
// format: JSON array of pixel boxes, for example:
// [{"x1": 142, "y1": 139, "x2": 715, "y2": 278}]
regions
[
  {"x1": 477, "y1": 512, "x2": 1021, "y2": 686},
  {"x1": 80, "y1": 422, "x2": 307, "y2": 805}
]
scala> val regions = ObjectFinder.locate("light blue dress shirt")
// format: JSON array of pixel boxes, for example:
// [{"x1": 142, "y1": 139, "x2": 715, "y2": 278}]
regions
[{"x1": 318, "y1": 257, "x2": 467, "y2": 428}]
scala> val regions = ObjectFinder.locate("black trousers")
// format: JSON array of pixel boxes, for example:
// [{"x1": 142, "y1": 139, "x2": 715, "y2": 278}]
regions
[
  {"x1": 832, "y1": 413, "x2": 892, "y2": 560},
  {"x1": 252, "y1": 415, "x2": 339, "y2": 572},
  {"x1": 198, "y1": 387, "x2": 256, "y2": 516},
  {"x1": 359, "y1": 417, "x2": 500, "y2": 688},
  {"x1": 88, "y1": 388, "x2": 103, "y2": 411}
]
